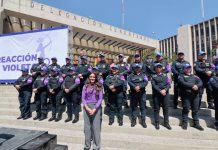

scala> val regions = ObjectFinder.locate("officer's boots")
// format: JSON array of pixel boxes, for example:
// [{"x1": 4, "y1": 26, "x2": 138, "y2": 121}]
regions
[
  {"x1": 39, "y1": 114, "x2": 47, "y2": 121},
  {"x1": 72, "y1": 114, "x2": 79, "y2": 123},
  {"x1": 48, "y1": 114, "x2": 56, "y2": 122},
  {"x1": 33, "y1": 113, "x2": 41, "y2": 120},
  {"x1": 131, "y1": 118, "x2": 136, "y2": 127},
  {"x1": 65, "y1": 114, "x2": 72, "y2": 122},
  {"x1": 193, "y1": 122, "x2": 204, "y2": 131},
  {"x1": 215, "y1": 121, "x2": 218, "y2": 131},
  {"x1": 181, "y1": 122, "x2": 187, "y2": 130},
  {"x1": 55, "y1": 113, "x2": 62, "y2": 122},
  {"x1": 164, "y1": 122, "x2": 172, "y2": 130},
  {"x1": 118, "y1": 117, "x2": 123, "y2": 126},
  {"x1": 141, "y1": 118, "x2": 147, "y2": 128},
  {"x1": 108, "y1": 117, "x2": 114, "y2": 125},
  {"x1": 155, "y1": 122, "x2": 160, "y2": 130}
]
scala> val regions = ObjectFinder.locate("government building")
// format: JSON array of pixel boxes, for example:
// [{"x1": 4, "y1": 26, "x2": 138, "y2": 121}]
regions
[
  {"x1": 0, "y1": 0, "x2": 158, "y2": 65},
  {"x1": 160, "y1": 17, "x2": 218, "y2": 64}
]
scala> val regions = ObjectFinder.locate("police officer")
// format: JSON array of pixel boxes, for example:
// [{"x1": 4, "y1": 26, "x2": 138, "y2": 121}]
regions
[
  {"x1": 151, "y1": 63, "x2": 171, "y2": 130},
  {"x1": 14, "y1": 68, "x2": 33, "y2": 120},
  {"x1": 62, "y1": 66, "x2": 81, "y2": 123},
  {"x1": 104, "y1": 64, "x2": 125, "y2": 126},
  {"x1": 32, "y1": 66, "x2": 49, "y2": 121},
  {"x1": 152, "y1": 52, "x2": 170, "y2": 75},
  {"x1": 30, "y1": 57, "x2": 47, "y2": 79},
  {"x1": 48, "y1": 57, "x2": 61, "y2": 76},
  {"x1": 143, "y1": 54, "x2": 154, "y2": 80},
  {"x1": 47, "y1": 67, "x2": 64, "y2": 122},
  {"x1": 130, "y1": 53, "x2": 146, "y2": 74},
  {"x1": 116, "y1": 54, "x2": 130, "y2": 108},
  {"x1": 208, "y1": 66, "x2": 218, "y2": 131},
  {"x1": 194, "y1": 51, "x2": 214, "y2": 109},
  {"x1": 171, "y1": 52, "x2": 190, "y2": 109},
  {"x1": 96, "y1": 53, "x2": 110, "y2": 80},
  {"x1": 61, "y1": 57, "x2": 73, "y2": 79},
  {"x1": 128, "y1": 64, "x2": 148, "y2": 128},
  {"x1": 76, "y1": 55, "x2": 92, "y2": 108},
  {"x1": 178, "y1": 63, "x2": 204, "y2": 131},
  {"x1": 30, "y1": 57, "x2": 47, "y2": 104}
]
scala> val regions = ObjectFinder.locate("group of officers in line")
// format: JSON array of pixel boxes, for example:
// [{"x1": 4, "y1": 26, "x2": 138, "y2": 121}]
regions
[{"x1": 14, "y1": 50, "x2": 218, "y2": 131}]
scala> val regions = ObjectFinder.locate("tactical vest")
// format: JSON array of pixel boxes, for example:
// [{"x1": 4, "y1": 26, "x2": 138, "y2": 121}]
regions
[
  {"x1": 152, "y1": 74, "x2": 168, "y2": 89},
  {"x1": 64, "y1": 75, "x2": 77, "y2": 89}
]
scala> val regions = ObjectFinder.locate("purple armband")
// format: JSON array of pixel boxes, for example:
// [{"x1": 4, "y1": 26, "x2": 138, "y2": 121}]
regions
[
  {"x1": 144, "y1": 75, "x2": 148, "y2": 81},
  {"x1": 44, "y1": 77, "x2": 49, "y2": 85},
  {"x1": 75, "y1": 77, "x2": 80, "y2": 84},
  {"x1": 88, "y1": 67, "x2": 92, "y2": 72},
  {"x1": 166, "y1": 64, "x2": 171, "y2": 72},
  {"x1": 120, "y1": 75, "x2": 125, "y2": 81},
  {"x1": 27, "y1": 77, "x2": 33, "y2": 83},
  {"x1": 126, "y1": 65, "x2": 130, "y2": 71},
  {"x1": 58, "y1": 76, "x2": 64, "y2": 83}
]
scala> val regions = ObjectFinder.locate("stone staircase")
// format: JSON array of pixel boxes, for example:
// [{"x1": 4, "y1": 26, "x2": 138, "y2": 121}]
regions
[{"x1": 0, "y1": 84, "x2": 217, "y2": 150}]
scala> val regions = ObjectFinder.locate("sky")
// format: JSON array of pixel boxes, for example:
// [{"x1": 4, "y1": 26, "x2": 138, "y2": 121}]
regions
[{"x1": 36, "y1": 0, "x2": 218, "y2": 40}]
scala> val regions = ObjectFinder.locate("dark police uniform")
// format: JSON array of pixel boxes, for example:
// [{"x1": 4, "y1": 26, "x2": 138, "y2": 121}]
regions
[
  {"x1": 48, "y1": 63, "x2": 61, "y2": 76},
  {"x1": 104, "y1": 67, "x2": 125, "y2": 126},
  {"x1": 171, "y1": 59, "x2": 189, "y2": 108},
  {"x1": 117, "y1": 58, "x2": 130, "y2": 108},
  {"x1": 30, "y1": 58, "x2": 47, "y2": 79},
  {"x1": 151, "y1": 59, "x2": 170, "y2": 74},
  {"x1": 96, "y1": 60, "x2": 110, "y2": 80},
  {"x1": 61, "y1": 63, "x2": 73, "y2": 78},
  {"x1": 151, "y1": 65, "x2": 171, "y2": 130},
  {"x1": 178, "y1": 65, "x2": 204, "y2": 130},
  {"x1": 143, "y1": 57, "x2": 153, "y2": 79},
  {"x1": 47, "y1": 67, "x2": 64, "y2": 122},
  {"x1": 194, "y1": 60, "x2": 214, "y2": 108},
  {"x1": 32, "y1": 67, "x2": 49, "y2": 121},
  {"x1": 208, "y1": 69, "x2": 218, "y2": 130},
  {"x1": 128, "y1": 64, "x2": 148, "y2": 128},
  {"x1": 130, "y1": 61, "x2": 146, "y2": 74},
  {"x1": 62, "y1": 67, "x2": 81, "y2": 123},
  {"x1": 14, "y1": 69, "x2": 33, "y2": 120}
]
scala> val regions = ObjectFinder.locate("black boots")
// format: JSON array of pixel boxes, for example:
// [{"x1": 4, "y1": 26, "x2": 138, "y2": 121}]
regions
[
  {"x1": 48, "y1": 116, "x2": 56, "y2": 122},
  {"x1": 33, "y1": 113, "x2": 41, "y2": 120},
  {"x1": 65, "y1": 115, "x2": 72, "y2": 122},
  {"x1": 17, "y1": 116, "x2": 23, "y2": 120},
  {"x1": 39, "y1": 115, "x2": 46, "y2": 121},
  {"x1": 108, "y1": 117, "x2": 114, "y2": 126},
  {"x1": 182, "y1": 122, "x2": 187, "y2": 130},
  {"x1": 193, "y1": 123, "x2": 204, "y2": 131},
  {"x1": 55, "y1": 113, "x2": 62, "y2": 122},
  {"x1": 118, "y1": 117, "x2": 123, "y2": 126},
  {"x1": 155, "y1": 123, "x2": 160, "y2": 130},
  {"x1": 164, "y1": 123, "x2": 172, "y2": 130},
  {"x1": 131, "y1": 118, "x2": 136, "y2": 127},
  {"x1": 72, "y1": 114, "x2": 79, "y2": 123},
  {"x1": 141, "y1": 119, "x2": 147, "y2": 128}
]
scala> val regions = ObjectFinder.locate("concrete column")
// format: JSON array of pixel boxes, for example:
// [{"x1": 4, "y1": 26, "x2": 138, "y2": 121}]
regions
[
  {"x1": 214, "y1": 18, "x2": 217, "y2": 41},
  {"x1": 177, "y1": 24, "x2": 193, "y2": 65},
  {"x1": 20, "y1": 19, "x2": 31, "y2": 31},
  {"x1": 0, "y1": 7, "x2": 5, "y2": 34}
]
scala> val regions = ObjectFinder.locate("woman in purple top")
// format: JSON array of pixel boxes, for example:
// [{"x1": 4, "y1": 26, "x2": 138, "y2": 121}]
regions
[{"x1": 82, "y1": 73, "x2": 103, "y2": 150}]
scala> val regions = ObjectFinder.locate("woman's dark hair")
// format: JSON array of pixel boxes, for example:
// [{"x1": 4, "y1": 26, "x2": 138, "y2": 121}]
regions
[{"x1": 85, "y1": 73, "x2": 102, "y2": 96}]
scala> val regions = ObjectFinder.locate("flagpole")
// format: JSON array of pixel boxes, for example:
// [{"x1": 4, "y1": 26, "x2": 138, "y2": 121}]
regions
[
  {"x1": 201, "y1": 0, "x2": 204, "y2": 20},
  {"x1": 121, "y1": 0, "x2": 125, "y2": 28}
]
